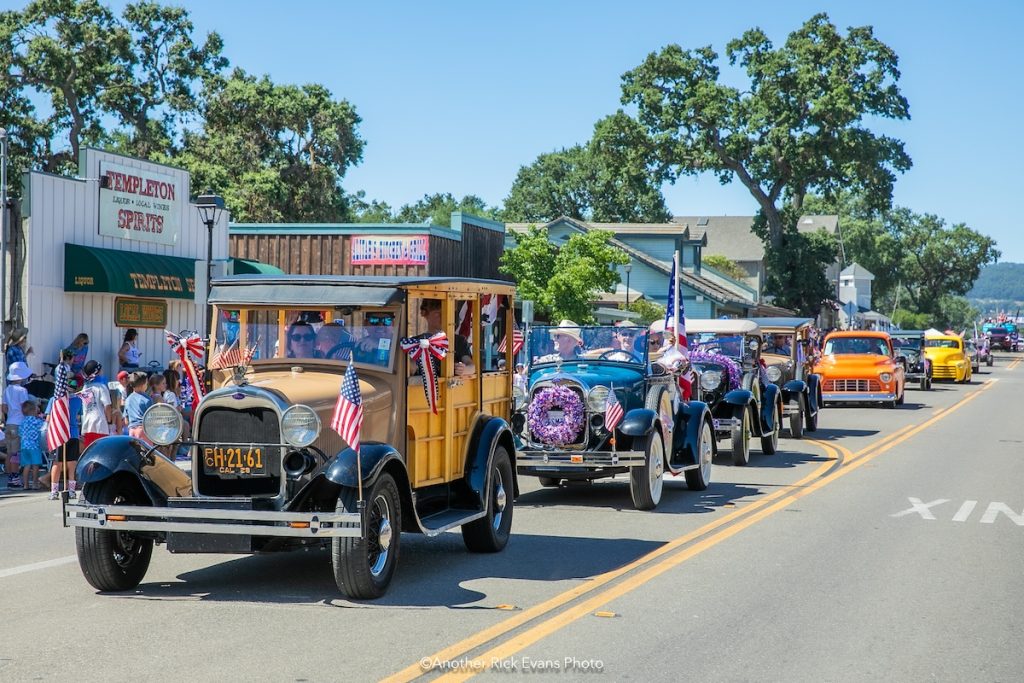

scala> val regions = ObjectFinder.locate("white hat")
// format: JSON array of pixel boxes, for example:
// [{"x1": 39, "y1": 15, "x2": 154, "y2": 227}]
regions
[
  {"x1": 7, "y1": 360, "x2": 32, "y2": 382},
  {"x1": 549, "y1": 319, "x2": 583, "y2": 344},
  {"x1": 649, "y1": 317, "x2": 675, "y2": 334}
]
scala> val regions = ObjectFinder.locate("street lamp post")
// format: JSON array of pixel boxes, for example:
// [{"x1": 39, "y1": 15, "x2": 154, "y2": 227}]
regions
[
  {"x1": 195, "y1": 190, "x2": 225, "y2": 342},
  {"x1": 624, "y1": 263, "x2": 632, "y2": 307}
]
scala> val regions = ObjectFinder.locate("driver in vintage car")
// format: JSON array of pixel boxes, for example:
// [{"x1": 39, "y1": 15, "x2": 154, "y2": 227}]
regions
[
  {"x1": 537, "y1": 320, "x2": 582, "y2": 362},
  {"x1": 602, "y1": 321, "x2": 641, "y2": 361}
]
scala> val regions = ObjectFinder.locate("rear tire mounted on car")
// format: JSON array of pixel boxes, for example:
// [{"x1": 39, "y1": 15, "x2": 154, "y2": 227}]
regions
[
  {"x1": 76, "y1": 477, "x2": 154, "y2": 592},
  {"x1": 332, "y1": 473, "x2": 401, "y2": 600},
  {"x1": 630, "y1": 429, "x2": 665, "y2": 510},
  {"x1": 731, "y1": 405, "x2": 751, "y2": 466},
  {"x1": 462, "y1": 446, "x2": 513, "y2": 552}
]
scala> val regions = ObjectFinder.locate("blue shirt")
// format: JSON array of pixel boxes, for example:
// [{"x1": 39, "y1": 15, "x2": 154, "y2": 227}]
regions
[
  {"x1": 124, "y1": 391, "x2": 153, "y2": 427},
  {"x1": 5, "y1": 344, "x2": 26, "y2": 369},
  {"x1": 20, "y1": 414, "x2": 45, "y2": 453}
]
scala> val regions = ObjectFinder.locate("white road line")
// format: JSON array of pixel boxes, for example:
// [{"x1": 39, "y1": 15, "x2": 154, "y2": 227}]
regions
[{"x1": 0, "y1": 556, "x2": 77, "y2": 579}]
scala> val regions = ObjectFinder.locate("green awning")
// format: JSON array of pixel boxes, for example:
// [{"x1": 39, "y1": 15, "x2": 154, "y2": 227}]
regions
[
  {"x1": 64, "y1": 243, "x2": 197, "y2": 300},
  {"x1": 230, "y1": 257, "x2": 285, "y2": 275}
]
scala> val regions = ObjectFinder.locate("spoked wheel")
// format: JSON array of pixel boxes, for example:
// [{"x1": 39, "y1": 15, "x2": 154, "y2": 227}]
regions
[
  {"x1": 630, "y1": 430, "x2": 665, "y2": 510},
  {"x1": 731, "y1": 406, "x2": 751, "y2": 466},
  {"x1": 332, "y1": 473, "x2": 401, "y2": 600},
  {"x1": 76, "y1": 477, "x2": 154, "y2": 592},
  {"x1": 684, "y1": 419, "x2": 713, "y2": 491},
  {"x1": 463, "y1": 446, "x2": 514, "y2": 552},
  {"x1": 760, "y1": 402, "x2": 780, "y2": 454}
]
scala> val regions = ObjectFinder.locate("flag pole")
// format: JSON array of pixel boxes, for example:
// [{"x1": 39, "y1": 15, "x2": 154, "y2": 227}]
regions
[
  {"x1": 673, "y1": 249, "x2": 681, "y2": 354},
  {"x1": 60, "y1": 441, "x2": 68, "y2": 526}
]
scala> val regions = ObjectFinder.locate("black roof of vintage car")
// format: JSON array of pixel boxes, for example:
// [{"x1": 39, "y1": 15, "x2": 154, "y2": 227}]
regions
[
  {"x1": 209, "y1": 274, "x2": 514, "y2": 307},
  {"x1": 889, "y1": 330, "x2": 925, "y2": 337},
  {"x1": 749, "y1": 317, "x2": 815, "y2": 329}
]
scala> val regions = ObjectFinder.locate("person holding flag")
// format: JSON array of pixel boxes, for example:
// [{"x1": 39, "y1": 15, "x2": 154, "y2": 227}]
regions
[{"x1": 45, "y1": 377, "x2": 82, "y2": 500}]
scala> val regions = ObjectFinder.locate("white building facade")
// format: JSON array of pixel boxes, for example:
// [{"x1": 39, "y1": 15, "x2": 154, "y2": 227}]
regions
[{"x1": 10, "y1": 148, "x2": 228, "y2": 380}]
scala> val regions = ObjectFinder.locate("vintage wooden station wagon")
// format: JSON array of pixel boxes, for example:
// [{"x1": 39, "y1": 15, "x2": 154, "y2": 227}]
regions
[{"x1": 65, "y1": 275, "x2": 519, "y2": 599}]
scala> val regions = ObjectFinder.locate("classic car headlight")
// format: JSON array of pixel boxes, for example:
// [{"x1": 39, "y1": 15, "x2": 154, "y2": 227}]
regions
[
  {"x1": 142, "y1": 403, "x2": 183, "y2": 446},
  {"x1": 587, "y1": 386, "x2": 610, "y2": 412},
  {"x1": 700, "y1": 370, "x2": 723, "y2": 391},
  {"x1": 765, "y1": 365, "x2": 783, "y2": 383},
  {"x1": 281, "y1": 405, "x2": 321, "y2": 448},
  {"x1": 879, "y1": 372, "x2": 893, "y2": 383}
]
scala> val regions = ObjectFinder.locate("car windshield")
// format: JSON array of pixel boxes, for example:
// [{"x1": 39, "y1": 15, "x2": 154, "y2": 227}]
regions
[
  {"x1": 527, "y1": 325, "x2": 650, "y2": 366},
  {"x1": 892, "y1": 336, "x2": 922, "y2": 350},
  {"x1": 213, "y1": 307, "x2": 400, "y2": 371},
  {"x1": 823, "y1": 336, "x2": 890, "y2": 355},
  {"x1": 691, "y1": 333, "x2": 752, "y2": 360},
  {"x1": 925, "y1": 339, "x2": 961, "y2": 349}
]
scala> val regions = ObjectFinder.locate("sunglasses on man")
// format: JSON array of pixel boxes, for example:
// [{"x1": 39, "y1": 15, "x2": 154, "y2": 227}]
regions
[{"x1": 289, "y1": 332, "x2": 315, "y2": 342}]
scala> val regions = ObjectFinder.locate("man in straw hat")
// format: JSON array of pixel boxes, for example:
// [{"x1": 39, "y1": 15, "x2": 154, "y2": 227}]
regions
[
  {"x1": 4, "y1": 326, "x2": 30, "y2": 372},
  {"x1": 604, "y1": 321, "x2": 641, "y2": 362},
  {"x1": 537, "y1": 320, "x2": 583, "y2": 363}
]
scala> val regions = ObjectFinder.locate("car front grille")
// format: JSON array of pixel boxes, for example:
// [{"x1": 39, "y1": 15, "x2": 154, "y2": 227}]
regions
[
  {"x1": 931, "y1": 365, "x2": 958, "y2": 379},
  {"x1": 195, "y1": 406, "x2": 283, "y2": 497},
  {"x1": 824, "y1": 379, "x2": 881, "y2": 393},
  {"x1": 527, "y1": 382, "x2": 587, "y2": 447}
]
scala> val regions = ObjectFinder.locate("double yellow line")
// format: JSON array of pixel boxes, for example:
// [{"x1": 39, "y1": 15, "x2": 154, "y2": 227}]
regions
[{"x1": 386, "y1": 380, "x2": 997, "y2": 682}]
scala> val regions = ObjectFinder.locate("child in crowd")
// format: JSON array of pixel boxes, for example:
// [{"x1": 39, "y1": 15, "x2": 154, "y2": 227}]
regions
[
  {"x1": 47, "y1": 380, "x2": 83, "y2": 499},
  {"x1": 79, "y1": 360, "x2": 112, "y2": 449},
  {"x1": 18, "y1": 400, "x2": 45, "y2": 491},
  {"x1": 124, "y1": 372, "x2": 152, "y2": 443},
  {"x1": 3, "y1": 360, "x2": 32, "y2": 488},
  {"x1": 54, "y1": 347, "x2": 74, "y2": 398},
  {"x1": 148, "y1": 373, "x2": 167, "y2": 404},
  {"x1": 162, "y1": 369, "x2": 181, "y2": 409}
]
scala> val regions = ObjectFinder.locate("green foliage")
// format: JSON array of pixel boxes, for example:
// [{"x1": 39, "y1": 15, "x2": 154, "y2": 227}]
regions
[
  {"x1": 891, "y1": 309, "x2": 930, "y2": 330},
  {"x1": 933, "y1": 296, "x2": 980, "y2": 333},
  {"x1": 702, "y1": 254, "x2": 748, "y2": 281},
  {"x1": 619, "y1": 13, "x2": 911, "y2": 251},
  {"x1": 967, "y1": 263, "x2": 1024, "y2": 300},
  {"x1": 394, "y1": 193, "x2": 499, "y2": 226},
  {"x1": 753, "y1": 208, "x2": 838, "y2": 315},
  {"x1": 175, "y1": 68, "x2": 364, "y2": 223},
  {"x1": 347, "y1": 190, "x2": 394, "y2": 223},
  {"x1": 502, "y1": 113, "x2": 670, "y2": 223},
  {"x1": 624, "y1": 298, "x2": 665, "y2": 326},
  {"x1": 500, "y1": 227, "x2": 628, "y2": 324}
]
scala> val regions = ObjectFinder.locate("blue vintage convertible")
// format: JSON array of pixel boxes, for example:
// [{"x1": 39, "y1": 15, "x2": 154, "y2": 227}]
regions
[{"x1": 511, "y1": 322, "x2": 714, "y2": 510}]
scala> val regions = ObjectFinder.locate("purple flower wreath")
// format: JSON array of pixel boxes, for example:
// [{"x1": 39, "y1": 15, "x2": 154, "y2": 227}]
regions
[
  {"x1": 527, "y1": 385, "x2": 585, "y2": 445},
  {"x1": 689, "y1": 349, "x2": 743, "y2": 391}
]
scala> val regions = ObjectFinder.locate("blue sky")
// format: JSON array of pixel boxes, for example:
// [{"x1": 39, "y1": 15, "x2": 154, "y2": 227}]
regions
[{"x1": 10, "y1": 1, "x2": 1023, "y2": 260}]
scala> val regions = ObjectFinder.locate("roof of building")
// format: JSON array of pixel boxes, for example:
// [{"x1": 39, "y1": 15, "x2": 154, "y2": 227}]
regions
[
  {"x1": 675, "y1": 214, "x2": 841, "y2": 264},
  {"x1": 840, "y1": 262, "x2": 875, "y2": 279},
  {"x1": 796, "y1": 215, "x2": 840, "y2": 234}
]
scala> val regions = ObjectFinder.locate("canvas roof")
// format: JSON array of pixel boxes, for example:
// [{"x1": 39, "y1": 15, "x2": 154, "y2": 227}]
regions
[{"x1": 686, "y1": 319, "x2": 761, "y2": 335}]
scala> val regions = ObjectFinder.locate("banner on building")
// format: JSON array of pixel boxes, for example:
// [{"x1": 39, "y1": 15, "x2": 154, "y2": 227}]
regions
[
  {"x1": 98, "y1": 161, "x2": 182, "y2": 246},
  {"x1": 115, "y1": 297, "x2": 168, "y2": 329},
  {"x1": 350, "y1": 235, "x2": 429, "y2": 266}
]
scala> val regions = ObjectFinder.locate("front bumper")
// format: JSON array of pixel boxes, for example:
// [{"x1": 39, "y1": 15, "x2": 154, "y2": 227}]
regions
[
  {"x1": 516, "y1": 449, "x2": 645, "y2": 469},
  {"x1": 64, "y1": 502, "x2": 362, "y2": 538},
  {"x1": 821, "y1": 392, "x2": 896, "y2": 403}
]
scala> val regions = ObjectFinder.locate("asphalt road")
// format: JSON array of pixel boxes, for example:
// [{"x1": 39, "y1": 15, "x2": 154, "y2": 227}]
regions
[{"x1": 2, "y1": 354, "x2": 1022, "y2": 682}]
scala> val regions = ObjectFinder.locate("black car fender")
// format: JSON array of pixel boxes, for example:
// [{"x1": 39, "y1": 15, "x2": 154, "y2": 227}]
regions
[
  {"x1": 324, "y1": 443, "x2": 406, "y2": 490},
  {"x1": 619, "y1": 408, "x2": 658, "y2": 437},
  {"x1": 722, "y1": 388, "x2": 754, "y2": 408},
  {"x1": 805, "y1": 373, "x2": 822, "y2": 415},
  {"x1": 760, "y1": 382, "x2": 782, "y2": 433},
  {"x1": 670, "y1": 400, "x2": 714, "y2": 468},
  {"x1": 74, "y1": 435, "x2": 166, "y2": 505},
  {"x1": 781, "y1": 379, "x2": 808, "y2": 407},
  {"x1": 461, "y1": 415, "x2": 518, "y2": 502}
]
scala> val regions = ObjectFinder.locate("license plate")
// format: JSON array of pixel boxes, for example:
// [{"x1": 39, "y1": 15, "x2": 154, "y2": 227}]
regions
[
  {"x1": 548, "y1": 409, "x2": 564, "y2": 421},
  {"x1": 202, "y1": 446, "x2": 268, "y2": 478},
  {"x1": 570, "y1": 454, "x2": 583, "y2": 464}
]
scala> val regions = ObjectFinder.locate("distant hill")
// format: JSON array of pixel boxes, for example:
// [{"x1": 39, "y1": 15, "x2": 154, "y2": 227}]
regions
[{"x1": 968, "y1": 262, "x2": 1024, "y2": 313}]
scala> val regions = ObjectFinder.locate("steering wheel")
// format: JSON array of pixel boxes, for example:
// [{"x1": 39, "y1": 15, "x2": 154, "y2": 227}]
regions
[
  {"x1": 325, "y1": 342, "x2": 354, "y2": 360},
  {"x1": 598, "y1": 349, "x2": 640, "y2": 362}
]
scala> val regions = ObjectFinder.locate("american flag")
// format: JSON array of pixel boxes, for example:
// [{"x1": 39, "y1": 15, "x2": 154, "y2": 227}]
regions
[
  {"x1": 605, "y1": 391, "x2": 624, "y2": 432},
  {"x1": 497, "y1": 326, "x2": 525, "y2": 356},
  {"x1": 664, "y1": 256, "x2": 688, "y2": 348},
  {"x1": 330, "y1": 363, "x2": 364, "y2": 453},
  {"x1": 46, "y1": 395, "x2": 71, "y2": 451},
  {"x1": 209, "y1": 340, "x2": 257, "y2": 369}
]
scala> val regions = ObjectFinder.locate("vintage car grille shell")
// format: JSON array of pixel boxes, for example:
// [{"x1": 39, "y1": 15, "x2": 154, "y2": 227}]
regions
[
  {"x1": 195, "y1": 405, "x2": 283, "y2": 497},
  {"x1": 823, "y1": 378, "x2": 882, "y2": 393}
]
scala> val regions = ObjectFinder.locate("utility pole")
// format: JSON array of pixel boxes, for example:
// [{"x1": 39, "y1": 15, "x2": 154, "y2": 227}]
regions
[{"x1": 0, "y1": 127, "x2": 8, "y2": 340}]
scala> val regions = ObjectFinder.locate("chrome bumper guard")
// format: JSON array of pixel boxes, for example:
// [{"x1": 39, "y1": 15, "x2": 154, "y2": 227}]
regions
[
  {"x1": 712, "y1": 417, "x2": 741, "y2": 432},
  {"x1": 64, "y1": 502, "x2": 362, "y2": 538},
  {"x1": 821, "y1": 392, "x2": 895, "y2": 402},
  {"x1": 517, "y1": 449, "x2": 645, "y2": 468}
]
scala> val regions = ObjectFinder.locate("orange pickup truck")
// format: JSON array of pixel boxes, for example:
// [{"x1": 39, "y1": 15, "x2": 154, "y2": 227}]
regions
[{"x1": 813, "y1": 330, "x2": 906, "y2": 409}]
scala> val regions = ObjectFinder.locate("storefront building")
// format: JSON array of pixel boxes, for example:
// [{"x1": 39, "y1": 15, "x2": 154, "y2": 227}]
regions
[{"x1": 11, "y1": 148, "x2": 229, "y2": 379}]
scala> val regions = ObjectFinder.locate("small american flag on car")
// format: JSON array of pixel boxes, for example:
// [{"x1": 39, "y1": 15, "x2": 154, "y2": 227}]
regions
[{"x1": 605, "y1": 390, "x2": 624, "y2": 432}]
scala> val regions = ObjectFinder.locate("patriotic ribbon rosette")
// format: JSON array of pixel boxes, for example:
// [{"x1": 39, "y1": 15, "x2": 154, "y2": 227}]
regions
[
  {"x1": 401, "y1": 332, "x2": 448, "y2": 414},
  {"x1": 166, "y1": 330, "x2": 206, "y2": 400}
]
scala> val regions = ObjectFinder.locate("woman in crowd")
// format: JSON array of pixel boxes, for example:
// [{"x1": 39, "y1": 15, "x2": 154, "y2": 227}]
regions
[
  {"x1": 118, "y1": 328, "x2": 141, "y2": 371},
  {"x1": 66, "y1": 332, "x2": 89, "y2": 375},
  {"x1": 4, "y1": 327, "x2": 30, "y2": 372}
]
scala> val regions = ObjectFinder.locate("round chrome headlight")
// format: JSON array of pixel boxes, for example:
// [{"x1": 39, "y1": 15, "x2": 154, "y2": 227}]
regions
[
  {"x1": 142, "y1": 403, "x2": 183, "y2": 446},
  {"x1": 766, "y1": 365, "x2": 783, "y2": 383},
  {"x1": 700, "y1": 370, "x2": 723, "y2": 391},
  {"x1": 281, "y1": 405, "x2": 321, "y2": 448},
  {"x1": 587, "y1": 386, "x2": 610, "y2": 412},
  {"x1": 879, "y1": 372, "x2": 893, "y2": 383}
]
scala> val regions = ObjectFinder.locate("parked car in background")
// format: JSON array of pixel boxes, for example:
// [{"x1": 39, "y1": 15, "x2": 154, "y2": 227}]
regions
[
  {"x1": 687, "y1": 319, "x2": 783, "y2": 466},
  {"x1": 925, "y1": 333, "x2": 973, "y2": 383},
  {"x1": 513, "y1": 323, "x2": 714, "y2": 510},
  {"x1": 813, "y1": 331, "x2": 906, "y2": 409},
  {"x1": 66, "y1": 276, "x2": 520, "y2": 600},
  {"x1": 751, "y1": 317, "x2": 822, "y2": 438},
  {"x1": 890, "y1": 330, "x2": 932, "y2": 391}
]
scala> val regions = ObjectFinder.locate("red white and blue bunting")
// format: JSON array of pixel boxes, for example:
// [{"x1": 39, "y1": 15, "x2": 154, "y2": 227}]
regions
[
  {"x1": 401, "y1": 332, "x2": 448, "y2": 414},
  {"x1": 166, "y1": 330, "x2": 205, "y2": 401}
]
